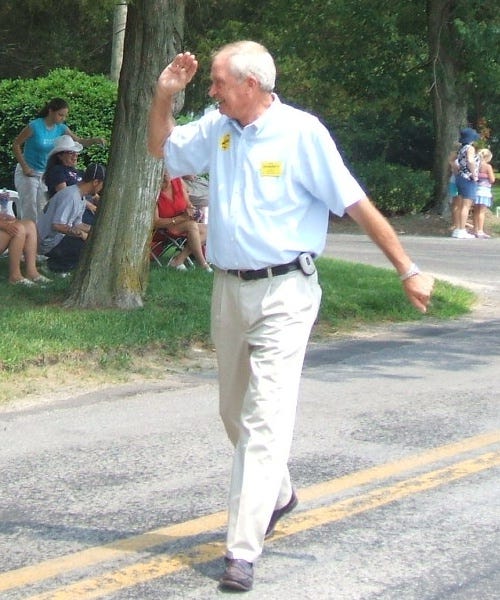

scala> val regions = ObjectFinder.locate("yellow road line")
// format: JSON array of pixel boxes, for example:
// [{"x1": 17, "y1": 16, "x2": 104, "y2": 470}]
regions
[
  {"x1": 24, "y1": 451, "x2": 500, "y2": 600},
  {"x1": 0, "y1": 511, "x2": 227, "y2": 593},
  {"x1": 298, "y1": 429, "x2": 500, "y2": 502},
  {"x1": 0, "y1": 430, "x2": 498, "y2": 594},
  {"x1": 276, "y1": 451, "x2": 500, "y2": 537}
]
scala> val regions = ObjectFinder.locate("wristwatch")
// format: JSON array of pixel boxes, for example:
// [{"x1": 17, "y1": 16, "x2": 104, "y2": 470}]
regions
[{"x1": 400, "y1": 262, "x2": 421, "y2": 281}]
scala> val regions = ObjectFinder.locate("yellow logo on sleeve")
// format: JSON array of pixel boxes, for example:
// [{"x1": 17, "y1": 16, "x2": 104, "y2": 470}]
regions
[
  {"x1": 220, "y1": 133, "x2": 231, "y2": 150},
  {"x1": 260, "y1": 161, "x2": 283, "y2": 177}
]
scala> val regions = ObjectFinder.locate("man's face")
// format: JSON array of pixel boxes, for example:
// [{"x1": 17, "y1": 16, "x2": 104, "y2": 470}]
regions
[
  {"x1": 209, "y1": 54, "x2": 248, "y2": 120},
  {"x1": 92, "y1": 180, "x2": 104, "y2": 195}
]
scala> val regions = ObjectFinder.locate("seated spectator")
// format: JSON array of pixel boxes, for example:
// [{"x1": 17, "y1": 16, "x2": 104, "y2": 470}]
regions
[
  {"x1": 0, "y1": 212, "x2": 51, "y2": 285},
  {"x1": 152, "y1": 172, "x2": 212, "y2": 272},
  {"x1": 81, "y1": 192, "x2": 100, "y2": 226},
  {"x1": 37, "y1": 163, "x2": 105, "y2": 273},
  {"x1": 183, "y1": 174, "x2": 209, "y2": 223},
  {"x1": 44, "y1": 135, "x2": 84, "y2": 199},
  {"x1": 43, "y1": 135, "x2": 98, "y2": 225}
]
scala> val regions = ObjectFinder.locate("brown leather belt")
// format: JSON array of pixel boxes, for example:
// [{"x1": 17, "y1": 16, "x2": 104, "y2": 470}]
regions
[{"x1": 227, "y1": 260, "x2": 300, "y2": 281}]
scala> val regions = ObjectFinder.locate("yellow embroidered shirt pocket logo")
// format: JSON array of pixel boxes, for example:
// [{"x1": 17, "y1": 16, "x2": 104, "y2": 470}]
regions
[
  {"x1": 260, "y1": 161, "x2": 283, "y2": 177},
  {"x1": 220, "y1": 133, "x2": 231, "y2": 151}
]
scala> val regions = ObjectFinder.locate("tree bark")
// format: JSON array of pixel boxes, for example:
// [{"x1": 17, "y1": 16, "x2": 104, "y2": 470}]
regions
[
  {"x1": 427, "y1": 0, "x2": 467, "y2": 214},
  {"x1": 110, "y1": 1, "x2": 128, "y2": 83},
  {"x1": 65, "y1": 0, "x2": 185, "y2": 309}
]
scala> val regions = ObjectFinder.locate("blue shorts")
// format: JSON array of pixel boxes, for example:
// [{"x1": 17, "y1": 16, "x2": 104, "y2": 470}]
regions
[{"x1": 455, "y1": 175, "x2": 477, "y2": 200}]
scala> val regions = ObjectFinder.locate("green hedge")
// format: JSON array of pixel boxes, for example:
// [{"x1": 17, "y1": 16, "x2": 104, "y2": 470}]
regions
[
  {"x1": 354, "y1": 159, "x2": 433, "y2": 216},
  {"x1": 0, "y1": 68, "x2": 117, "y2": 187},
  {"x1": 0, "y1": 70, "x2": 433, "y2": 217}
]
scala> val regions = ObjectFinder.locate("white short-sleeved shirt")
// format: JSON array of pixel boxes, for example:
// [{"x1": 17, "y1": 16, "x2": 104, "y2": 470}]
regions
[
  {"x1": 166, "y1": 95, "x2": 366, "y2": 270},
  {"x1": 37, "y1": 185, "x2": 85, "y2": 254}
]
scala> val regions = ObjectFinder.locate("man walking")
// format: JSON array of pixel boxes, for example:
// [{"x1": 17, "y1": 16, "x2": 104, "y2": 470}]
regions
[{"x1": 148, "y1": 41, "x2": 433, "y2": 592}]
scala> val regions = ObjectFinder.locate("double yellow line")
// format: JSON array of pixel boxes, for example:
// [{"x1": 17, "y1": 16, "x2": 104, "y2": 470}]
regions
[{"x1": 2, "y1": 430, "x2": 499, "y2": 599}]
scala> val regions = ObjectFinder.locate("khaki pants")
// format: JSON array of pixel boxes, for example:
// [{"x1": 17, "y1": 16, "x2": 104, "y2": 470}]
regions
[{"x1": 211, "y1": 268, "x2": 322, "y2": 562}]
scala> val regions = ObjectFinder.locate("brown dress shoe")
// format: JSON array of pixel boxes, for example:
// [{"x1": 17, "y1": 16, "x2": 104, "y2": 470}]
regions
[
  {"x1": 220, "y1": 557, "x2": 254, "y2": 591},
  {"x1": 265, "y1": 489, "x2": 298, "y2": 538}
]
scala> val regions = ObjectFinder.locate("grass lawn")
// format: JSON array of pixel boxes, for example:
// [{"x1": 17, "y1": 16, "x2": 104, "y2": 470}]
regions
[{"x1": 0, "y1": 254, "x2": 475, "y2": 405}]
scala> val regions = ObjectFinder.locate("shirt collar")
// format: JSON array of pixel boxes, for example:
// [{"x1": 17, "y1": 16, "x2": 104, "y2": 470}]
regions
[{"x1": 228, "y1": 93, "x2": 281, "y2": 134}]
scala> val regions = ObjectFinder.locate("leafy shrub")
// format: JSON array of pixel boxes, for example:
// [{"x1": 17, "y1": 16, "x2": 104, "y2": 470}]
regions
[
  {"x1": 353, "y1": 159, "x2": 433, "y2": 216},
  {"x1": 0, "y1": 68, "x2": 117, "y2": 187}
]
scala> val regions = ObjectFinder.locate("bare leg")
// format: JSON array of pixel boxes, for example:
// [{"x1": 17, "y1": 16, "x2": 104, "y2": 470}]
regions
[
  {"x1": 170, "y1": 222, "x2": 209, "y2": 268},
  {"x1": 451, "y1": 195, "x2": 461, "y2": 229},
  {"x1": 3, "y1": 225, "x2": 27, "y2": 283},
  {"x1": 473, "y1": 205, "x2": 487, "y2": 235},
  {"x1": 458, "y1": 198, "x2": 473, "y2": 230},
  {"x1": 186, "y1": 222, "x2": 209, "y2": 267},
  {"x1": 20, "y1": 220, "x2": 43, "y2": 280}
]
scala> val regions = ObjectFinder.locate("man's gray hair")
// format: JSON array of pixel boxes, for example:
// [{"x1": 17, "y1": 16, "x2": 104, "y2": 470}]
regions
[{"x1": 214, "y1": 41, "x2": 276, "y2": 93}]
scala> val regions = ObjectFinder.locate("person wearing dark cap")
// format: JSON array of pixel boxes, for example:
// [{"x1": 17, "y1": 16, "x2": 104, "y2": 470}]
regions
[
  {"x1": 37, "y1": 163, "x2": 105, "y2": 273},
  {"x1": 452, "y1": 127, "x2": 480, "y2": 239}
]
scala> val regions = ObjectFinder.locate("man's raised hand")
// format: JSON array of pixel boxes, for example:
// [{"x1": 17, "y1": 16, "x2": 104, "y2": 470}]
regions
[{"x1": 157, "y1": 52, "x2": 199, "y2": 96}]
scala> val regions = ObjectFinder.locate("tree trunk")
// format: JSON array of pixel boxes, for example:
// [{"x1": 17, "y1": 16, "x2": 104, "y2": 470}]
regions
[
  {"x1": 427, "y1": 0, "x2": 467, "y2": 214},
  {"x1": 65, "y1": 0, "x2": 185, "y2": 309},
  {"x1": 110, "y1": 1, "x2": 128, "y2": 83}
]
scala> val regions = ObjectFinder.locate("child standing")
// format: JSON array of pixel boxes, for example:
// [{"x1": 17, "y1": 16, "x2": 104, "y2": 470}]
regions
[{"x1": 474, "y1": 149, "x2": 495, "y2": 238}]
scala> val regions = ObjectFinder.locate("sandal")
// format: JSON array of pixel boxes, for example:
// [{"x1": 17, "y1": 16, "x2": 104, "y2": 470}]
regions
[
  {"x1": 31, "y1": 275, "x2": 52, "y2": 284},
  {"x1": 11, "y1": 278, "x2": 35, "y2": 287}
]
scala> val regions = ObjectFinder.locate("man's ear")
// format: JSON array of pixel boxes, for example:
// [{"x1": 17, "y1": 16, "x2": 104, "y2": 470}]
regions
[{"x1": 246, "y1": 75, "x2": 260, "y2": 91}]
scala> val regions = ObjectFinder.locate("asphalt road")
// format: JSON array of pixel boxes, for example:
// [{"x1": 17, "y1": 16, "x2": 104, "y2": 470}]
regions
[
  {"x1": 325, "y1": 232, "x2": 500, "y2": 316},
  {"x1": 0, "y1": 233, "x2": 499, "y2": 599}
]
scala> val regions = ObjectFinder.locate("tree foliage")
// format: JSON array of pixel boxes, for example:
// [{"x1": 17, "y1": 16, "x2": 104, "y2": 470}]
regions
[
  {"x1": 183, "y1": 0, "x2": 499, "y2": 212},
  {"x1": 0, "y1": 69, "x2": 115, "y2": 187},
  {"x1": 0, "y1": 0, "x2": 116, "y2": 79},
  {"x1": 426, "y1": 0, "x2": 500, "y2": 210}
]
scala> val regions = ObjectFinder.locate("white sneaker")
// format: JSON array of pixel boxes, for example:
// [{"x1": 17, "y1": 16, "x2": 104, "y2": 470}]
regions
[
  {"x1": 167, "y1": 257, "x2": 187, "y2": 271},
  {"x1": 451, "y1": 228, "x2": 460, "y2": 238},
  {"x1": 454, "y1": 229, "x2": 475, "y2": 239}
]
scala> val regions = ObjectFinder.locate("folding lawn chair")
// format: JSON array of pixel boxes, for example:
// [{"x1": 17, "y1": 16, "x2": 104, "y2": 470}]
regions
[{"x1": 150, "y1": 229, "x2": 194, "y2": 268}]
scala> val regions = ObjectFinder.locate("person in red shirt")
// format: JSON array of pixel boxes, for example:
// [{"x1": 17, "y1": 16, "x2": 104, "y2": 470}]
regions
[{"x1": 152, "y1": 171, "x2": 212, "y2": 271}]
